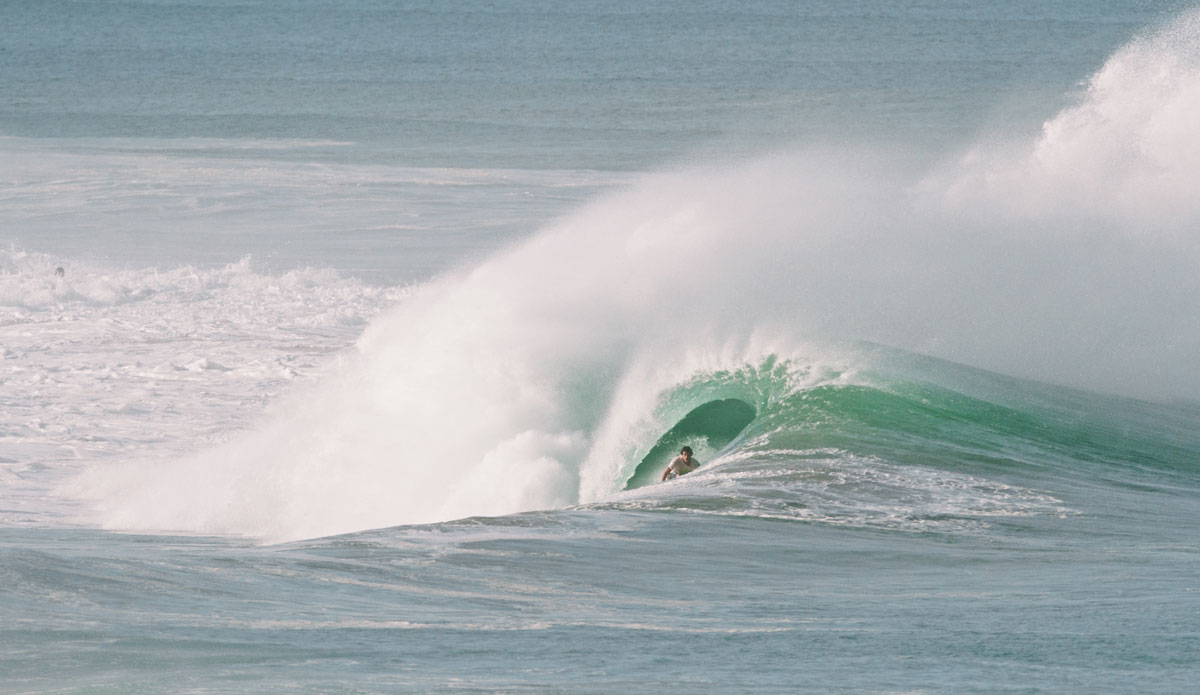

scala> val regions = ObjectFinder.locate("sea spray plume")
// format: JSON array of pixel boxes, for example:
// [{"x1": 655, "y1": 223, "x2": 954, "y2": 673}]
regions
[
  {"x1": 1031, "y1": 8, "x2": 1200, "y2": 227},
  {"x1": 77, "y1": 134, "x2": 1198, "y2": 540},
  {"x1": 918, "y1": 7, "x2": 1200, "y2": 396},
  {"x1": 74, "y1": 154, "x2": 886, "y2": 541},
  {"x1": 933, "y1": 7, "x2": 1200, "y2": 231}
]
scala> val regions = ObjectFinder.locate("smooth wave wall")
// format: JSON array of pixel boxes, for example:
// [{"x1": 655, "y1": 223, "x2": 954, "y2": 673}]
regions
[{"x1": 73, "y1": 13, "x2": 1200, "y2": 540}]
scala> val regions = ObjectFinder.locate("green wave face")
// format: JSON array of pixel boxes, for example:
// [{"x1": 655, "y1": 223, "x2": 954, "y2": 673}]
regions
[
  {"x1": 624, "y1": 398, "x2": 756, "y2": 490},
  {"x1": 615, "y1": 345, "x2": 1200, "y2": 505},
  {"x1": 597, "y1": 348, "x2": 1200, "y2": 540}
]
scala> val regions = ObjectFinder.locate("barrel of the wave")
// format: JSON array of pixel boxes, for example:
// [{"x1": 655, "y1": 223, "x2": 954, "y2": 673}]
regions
[{"x1": 625, "y1": 399, "x2": 756, "y2": 489}]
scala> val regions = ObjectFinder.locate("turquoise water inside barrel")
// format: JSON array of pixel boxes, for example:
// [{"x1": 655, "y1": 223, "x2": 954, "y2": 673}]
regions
[{"x1": 624, "y1": 398, "x2": 757, "y2": 490}]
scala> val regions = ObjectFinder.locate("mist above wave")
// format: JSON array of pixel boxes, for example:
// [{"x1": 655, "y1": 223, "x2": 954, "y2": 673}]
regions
[{"x1": 934, "y1": 8, "x2": 1200, "y2": 231}]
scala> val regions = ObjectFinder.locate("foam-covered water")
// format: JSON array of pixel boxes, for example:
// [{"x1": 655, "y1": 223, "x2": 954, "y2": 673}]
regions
[{"x1": 3, "y1": 2, "x2": 1200, "y2": 693}]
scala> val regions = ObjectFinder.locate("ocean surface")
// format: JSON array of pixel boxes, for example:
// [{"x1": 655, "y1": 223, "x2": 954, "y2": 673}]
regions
[{"x1": 3, "y1": 1, "x2": 1200, "y2": 692}]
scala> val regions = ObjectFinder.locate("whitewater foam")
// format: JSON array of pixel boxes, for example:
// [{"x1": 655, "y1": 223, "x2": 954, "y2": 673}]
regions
[
  {"x1": 0, "y1": 250, "x2": 403, "y2": 524},
  {"x1": 602, "y1": 446, "x2": 1074, "y2": 535}
]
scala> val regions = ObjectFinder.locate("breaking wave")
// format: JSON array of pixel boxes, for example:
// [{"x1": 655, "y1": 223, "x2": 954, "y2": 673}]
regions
[{"x1": 70, "y1": 11, "x2": 1200, "y2": 541}]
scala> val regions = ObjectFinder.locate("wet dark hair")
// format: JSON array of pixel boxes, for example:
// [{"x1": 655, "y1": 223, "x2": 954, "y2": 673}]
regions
[{"x1": 680, "y1": 446, "x2": 693, "y2": 455}]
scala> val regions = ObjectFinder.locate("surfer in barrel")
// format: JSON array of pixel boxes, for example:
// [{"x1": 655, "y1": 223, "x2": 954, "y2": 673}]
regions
[{"x1": 661, "y1": 445, "x2": 699, "y2": 481}]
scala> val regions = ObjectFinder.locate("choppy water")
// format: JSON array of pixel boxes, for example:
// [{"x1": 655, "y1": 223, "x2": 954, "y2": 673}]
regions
[{"x1": 3, "y1": 1, "x2": 1200, "y2": 693}]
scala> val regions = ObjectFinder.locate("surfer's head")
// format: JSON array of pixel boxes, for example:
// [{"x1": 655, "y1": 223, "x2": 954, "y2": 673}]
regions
[{"x1": 680, "y1": 446, "x2": 693, "y2": 459}]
